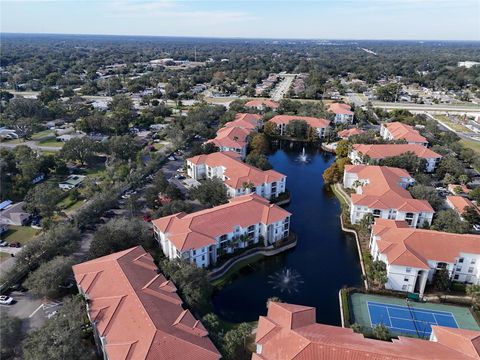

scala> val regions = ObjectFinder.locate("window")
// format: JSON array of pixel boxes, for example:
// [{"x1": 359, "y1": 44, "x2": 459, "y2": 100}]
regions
[
  {"x1": 406, "y1": 267, "x2": 411, "y2": 273},
  {"x1": 459, "y1": 258, "x2": 464, "y2": 263},
  {"x1": 402, "y1": 285, "x2": 408, "y2": 291},
  {"x1": 220, "y1": 234, "x2": 228, "y2": 242},
  {"x1": 454, "y1": 274, "x2": 460, "y2": 280},
  {"x1": 372, "y1": 209, "x2": 381, "y2": 217},
  {"x1": 404, "y1": 277, "x2": 409, "y2": 282},
  {"x1": 193, "y1": 250, "x2": 196, "y2": 256},
  {"x1": 456, "y1": 267, "x2": 462, "y2": 272},
  {"x1": 471, "y1": 259, "x2": 477, "y2": 265},
  {"x1": 248, "y1": 225, "x2": 255, "y2": 232},
  {"x1": 437, "y1": 262, "x2": 447, "y2": 270},
  {"x1": 202, "y1": 255, "x2": 205, "y2": 261},
  {"x1": 468, "y1": 267, "x2": 474, "y2": 273}
]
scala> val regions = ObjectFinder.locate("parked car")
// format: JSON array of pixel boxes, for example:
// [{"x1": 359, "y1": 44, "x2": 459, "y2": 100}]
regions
[
  {"x1": 168, "y1": 156, "x2": 175, "y2": 161},
  {"x1": 0, "y1": 295, "x2": 14, "y2": 305},
  {"x1": 473, "y1": 224, "x2": 480, "y2": 232},
  {"x1": 8, "y1": 284, "x2": 27, "y2": 293},
  {"x1": 0, "y1": 241, "x2": 7, "y2": 247},
  {"x1": 9, "y1": 242, "x2": 21, "y2": 248}
]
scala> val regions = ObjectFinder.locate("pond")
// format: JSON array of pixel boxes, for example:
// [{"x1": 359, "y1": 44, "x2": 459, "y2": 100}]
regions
[{"x1": 211, "y1": 143, "x2": 362, "y2": 324}]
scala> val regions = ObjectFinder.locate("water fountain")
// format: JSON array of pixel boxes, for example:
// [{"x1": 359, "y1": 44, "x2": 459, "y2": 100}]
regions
[
  {"x1": 268, "y1": 268, "x2": 304, "y2": 294},
  {"x1": 298, "y1": 147, "x2": 309, "y2": 163}
]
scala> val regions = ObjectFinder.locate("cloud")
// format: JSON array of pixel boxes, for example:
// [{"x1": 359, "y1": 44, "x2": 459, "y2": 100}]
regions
[{"x1": 107, "y1": 0, "x2": 258, "y2": 24}]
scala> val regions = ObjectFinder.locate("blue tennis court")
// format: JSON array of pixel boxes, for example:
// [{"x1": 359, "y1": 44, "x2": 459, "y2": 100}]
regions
[{"x1": 367, "y1": 301, "x2": 459, "y2": 337}]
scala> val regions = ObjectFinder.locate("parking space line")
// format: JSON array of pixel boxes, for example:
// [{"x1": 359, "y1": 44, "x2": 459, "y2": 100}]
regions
[{"x1": 28, "y1": 304, "x2": 44, "y2": 318}]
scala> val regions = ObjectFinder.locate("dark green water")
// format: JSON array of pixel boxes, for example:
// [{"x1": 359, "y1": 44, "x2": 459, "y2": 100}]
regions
[{"x1": 211, "y1": 144, "x2": 362, "y2": 324}]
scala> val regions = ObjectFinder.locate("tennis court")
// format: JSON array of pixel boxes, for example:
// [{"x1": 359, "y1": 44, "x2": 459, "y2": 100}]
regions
[
  {"x1": 367, "y1": 301, "x2": 458, "y2": 337},
  {"x1": 349, "y1": 293, "x2": 480, "y2": 338}
]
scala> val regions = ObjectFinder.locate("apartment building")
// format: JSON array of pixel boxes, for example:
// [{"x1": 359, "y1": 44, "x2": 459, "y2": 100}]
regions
[
  {"x1": 327, "y1": 102, "x2": 354, "y2": 124},
  {"x1": 380, "y1": 122, "x2": 428, "y2": 146},
  {"x1": 269, "y1": 115, "x2": 330, "y2": 138}
]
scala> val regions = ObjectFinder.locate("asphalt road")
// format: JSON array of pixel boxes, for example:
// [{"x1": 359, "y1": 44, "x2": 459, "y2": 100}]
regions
[
  {"x1": 271, "y1": 75, "x2": 295, "y2": 101},
  {"x1": 0, "y1": 140, "x2": 62, "y2": 152}
]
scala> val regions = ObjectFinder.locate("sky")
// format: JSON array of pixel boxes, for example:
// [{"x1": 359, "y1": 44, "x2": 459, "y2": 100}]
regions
[{"x1": 1, "y1": 0, "x2": 479, "y2": 41}]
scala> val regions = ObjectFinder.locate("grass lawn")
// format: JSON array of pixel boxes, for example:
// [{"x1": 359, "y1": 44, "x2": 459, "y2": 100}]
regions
[
  {"x1": 2, "y1": 138, "x2": 23, "y2": 144},
  {"x1": 153, "y1": 142, "x2": 165, "y2": 150},
  {"x1": 31, "y1": 130, "x2": 55, "y2": 140},
  {"x1": 460, "y1": 139, "x2": 480, "y2": 154},
  {"x1": 435, "y1": 115, "x2": 470, "y2": 132},
  {"x1": 38, "y1": 138, "x2": 64, "y2": 147},
  {"x1": 1, "y1": 226, "x2": 39, "y2": 245},
  {"x1": 0, "y1": 252, "x2": 11, "y2": 263}
]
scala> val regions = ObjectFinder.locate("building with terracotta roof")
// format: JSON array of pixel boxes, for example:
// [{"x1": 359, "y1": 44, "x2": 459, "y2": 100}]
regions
[
  {"x1": 349, "y1": 144, "x2": 442, "y2": 172},
  {"x1": 370, "y1": 219, "x2": 480, "y2": 295},
  {"x1": 380, "y1": 122, "x2": 428, "y2": 146},
  {"x1": 72, "y1": 246, "x2": 221, "y2": 360},
  {"x1": 253, "y1": 301, "x2": 480, "y2": 360},
  {"x1": 344, "y1": 165, "x2": 434, "y2": 227},
  {"x1": 327, "y1": 102, "x2": 354, "y2": 124},
  {"x1": 447, "y1": 195, "x2": 479, "y2": 220},
  {"x1": 187, "y1": 152, "x2": 286, "y2": 200},
  {"x1": 269, "y1": 115, "x2": 330, "y2": 138},
  {"x1": 245, "y1": 99, "x2": 279, "y2": 111},
  {"x1": 205, "y1": 126, "x2": 251, "y2": 159},
  {"x1": 152, "y1": 194, "x2": 291, "y2": 268},
  {"x1": 448, "y1": 183, "x2": 471, "y2": 195},
  {"x1": 223, "y1": 113, "x2": 263, "y2": 131},
  {"x1": 337, "y1": 127, "x2": 365, "y2": 140}
]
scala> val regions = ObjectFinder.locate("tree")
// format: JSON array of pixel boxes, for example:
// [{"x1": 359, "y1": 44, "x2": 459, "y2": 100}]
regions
[
  {"x1": 437, "y1": 156, "x2": 466, "y2": 180},
  {"x1": 22, "y1": 295, "x2": 95, "y2": 360},
  {"x1": 160, "y1": 258, "x2": 212, "y2": 311},
  {"x1": 190, "y1": 178, "x2": 228, "y2": 207},
  {"x1": 24, "y1": 182, "x2": 63, "y2": 219},
  {"x1": 59, "y1": 137, "x2": 100, "y2": 166},
  {"x1": 285, "y1": 120, "x2": 309, "y2": 139},
  {"x1": 222, "y1": 323, "x2": 253, "y2": 360},
  {"x1": 106, "y1": 135, "x2": 139, "y2": 161},
  {"x1": 245, "y1": 152, "x2": 272, "y2": 170},
  {"x1": 1, "y1": 314, "x2": 23, "y2": 358},
  {"x1": 372, "y1": 323, "x2": 390, "y2": 341},
  {"x1": 370, "y1": 260, "x2": 388, "y2": 287},
  {"x1": 432, "y1": 209, "x2": 470, "y2": 234},
  {"x1": 38, "y1": 87, "x2": 61, "y2": 104},
  {"x1": 88, "y1": 218, "x2": 154, "y2": 259},
  {"x1": 375, "y1": 83, "x2": 401, "y2": 102},
  {"x1": 409, "y1": 185, "x2": 443, "y2": 211},
  {"x1": 469, "y1": 187, "x2": 480, "y2": 203},
  {"x1": 359, "y1": 213, "x2": 374, "y2": 230},
  {"x1": 266, "y1": 296, "x2": 282, "y2": 308},
  {"x1": 463, "y1": 206, "x2": 480, "y2": 226},
  {"x1": 24, "y1": 256, "x2": 74, "y2": 299},
  {"x1": 433, "y1": 268, "x2": 451, "y2": 291},
  {"x1": 264, "y1": 121, "x2": 278, "y2": 137},
  {"x1": 351, "y1": 323, "x2": 363, "y2": 333},
  {"x1": 466, "y1": 284, "x2": 480, "y2": 303},
  {"x1": 336, "y1": 140, "x2": 351, "y2": 158},
  {"x1": 323, "y1": 162, "x2": 340, "y2": 185},
  {"x1": 249, "y1": 133, "x2": 269, "y2": 154},
  {"x1": 202, "y1": 313, "x2": 222, "y2": 343},
  {"x1": 378, "y1": 152, "x2": 426, "y2": 173}
]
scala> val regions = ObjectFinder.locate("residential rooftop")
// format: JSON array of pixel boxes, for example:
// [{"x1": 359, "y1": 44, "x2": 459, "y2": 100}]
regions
[
  {"x1": 269, "y1": 115, "x2": 330, "y2": 129},
  {"x1": 352, "y1": 144, "x2": 442, "y2": 159},
  {"x1": 337, "y1": 128, "x2": 365, "y2": 139},
  {"x1": 254, "y1": 301, "x2": 480, "y2": 360},
  {"x1": 327, "y1": 102, "x2": 354, "y2": 115},
  {"x1": 206, "y1": 126, "x2": 251, "y2": 149},
  {"x1": 152, "y1": 194, "x2": 291, "y2": 251},
  {"x1": 223, "y1": 113, "x2": 262, "y2": 130},
  {"x1": 245, "y1": 99, "x2": 279, "y2": 109},
  {"x1": 372, "y1": 219, "x2": 480, "y2": 269},
  {"x1": 187, "y1": 151, "x2": 285, "y2": 189},
  {"x1": 72, "y1": 246, "x2": 220, "y2": 360},
  {"x1": 382, "y1": 122, "x2": 428, "y2": 144}
]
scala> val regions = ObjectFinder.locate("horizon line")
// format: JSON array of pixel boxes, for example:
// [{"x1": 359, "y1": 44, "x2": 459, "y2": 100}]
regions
[{"x1": 1, "y1": 31, "x2": 479, "y2": 43}]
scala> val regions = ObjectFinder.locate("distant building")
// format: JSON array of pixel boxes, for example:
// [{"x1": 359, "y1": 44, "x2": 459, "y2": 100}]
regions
[
  {"x1": 254, "y1": 301, "x2": 480, "y2": 360},
  {"x1": 327, "y1": 102, "x2": 354, "y2": 124},
  {"x1": 152, "y1": 194, "x2": 291, "y2": 268},
  {"x1": 223, "y1": 113, "x2": 263, "y2": 131},
  {"x1": 458, "y1": 61, "x2": 480, "y2": 69},
  {"x1": 186, "y1": 151, "x2": 286, "y2": 200},
  {"x1": 370, "y1": 219, "x2": 480, "y2": 295},
  {"x1": 349, "y1": 144, "x2": 442, "y2": 172},
  {"x1": 337, "y1": 128, "x2": 365, "y2": 140},
  {"x1": 59, "y1": 175, "x2": 86, "y2": 190},
  {"x1": 344, "y1": 165, "x2": 434, "y2": 227},
  {"x1": 0, "y1": 201, "x2": 30, "y2": 226},
  {"x1": 269, "y1": 115, "x2": 330, "y2": 138},
  {"x1": 244, "y1": 99, "x2": 279, "y2": 111},
  {"x1": 380, "y1": 122, "x2": 428, "y2": 146},
  {"x1": 205, "y1": 127, "x2": 251, "y2": 159},
  {"x1": 448, "y1": 184, "x2": 471, "y2": 195},
  {"x1": 73, "y1": 246, "x2": 221, "y2": 360},
  {"x1": 0, "y1": 128, "x2": 19, "y2": 139},
  {"x1": 447, "y1": 196, "x2": 479, "y2": 220}
]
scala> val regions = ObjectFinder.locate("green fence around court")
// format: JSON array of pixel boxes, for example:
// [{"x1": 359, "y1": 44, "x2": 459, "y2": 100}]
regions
[{"x1": 349, "y1": 292, "x2": 480, "y2": 338}]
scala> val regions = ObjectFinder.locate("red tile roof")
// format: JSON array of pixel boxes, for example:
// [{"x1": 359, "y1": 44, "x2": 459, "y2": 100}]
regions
[
  {"x1": 152, "y1": 194, "x2": 291, "y2": 251},
  {"x1": 223, "y1": 113, "x2": 263, "y2": 130},
  {"x1": 327, "y1": 102, "x2": 354, "y2": 115},
  {"x1": 337, "y1": 128, "x2": 365, "y2": 139},
  {"x1": 269, "y1": 115, "x2": 330, "y2": 129},
  {"x1": 448, "y1": 184, "x2": 471, "y2": 194},
  {"x1": 206, "y1": 126, "x2": 251, "y2": 149},
  {"x1": 447, "y1": 195, "x2": 477, "y2": 215},
  {"x1": 345, "y1": 165, "x2": 433, "y2": 212},
  {"x1": 254, "y1": 301, "x2": 480, "y2": 360},
  {"x1": 72, "y1": 246, "x2": 220, "y2": 360},
  {"x1": 245, "y1": 99, "x2": 279, "y2": 109},
  {"x1": 383, "y1": 122, "x2": 428, "y2": 144},
  {"x1": 352, "y1": 144, "x2": 442, "y2": 159},
  {"x1": 187, "y1": 152, "x2": 285, "y2": 189},
  {"x1": 372, "y1": 219, "x2": 480, "y2": 268}
]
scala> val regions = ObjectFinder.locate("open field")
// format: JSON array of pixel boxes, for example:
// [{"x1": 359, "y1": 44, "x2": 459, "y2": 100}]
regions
[
  {"x1": 31, "y1": 130, "x2": 55, "y2": 140},
  {"x1": 1, "y1": 226, "x2": 39, "y2": 245},
  {"x1": 460, "y1": 139, "x2": 480, "y2": 154},
  {"x1": 0, "y1": 252, "x2": 11, "y2": 263},
  {"x1": 434, "y1": 115, "x2": 471, "y2": 132}
]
